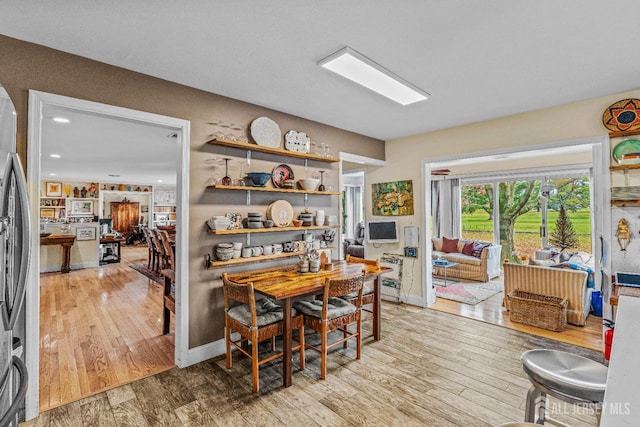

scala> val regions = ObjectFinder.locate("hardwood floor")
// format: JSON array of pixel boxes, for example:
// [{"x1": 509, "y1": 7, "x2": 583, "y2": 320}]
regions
[
  {"x1": 429, "y1": 281, "x2": 603, "y2": 352},
  {"x1": 39, "y1": 245, "x2": 175, "y2": 412},
  {"x1": 24, "y1": 303, "x2": 601, "y2": 426}
]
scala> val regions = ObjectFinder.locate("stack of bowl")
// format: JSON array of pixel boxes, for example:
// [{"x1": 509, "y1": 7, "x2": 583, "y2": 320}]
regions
[
  {"x1": 299, "y1": 211, "x2": 314, "y2": 226},
  {"x1": 232, "y1": 242, "x2": 242, "y2": 259},
  {"x1": 216, "y1": 243, "x2": 234, "y2": 261},
  {"x1": 247, "y1": 212, "x2": 263, "y2": 229},
  {"x1": 282, "y1": 179, "x2": 295, "y2": 189}
]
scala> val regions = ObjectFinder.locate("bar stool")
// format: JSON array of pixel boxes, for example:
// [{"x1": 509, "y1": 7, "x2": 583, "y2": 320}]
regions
[{"x1": 520, "y1": 349, "x2": 607, "y2": 425}]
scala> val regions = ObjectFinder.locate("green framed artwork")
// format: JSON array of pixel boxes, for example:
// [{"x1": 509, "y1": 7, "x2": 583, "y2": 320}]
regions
[{"x1": 372, "y1": 180, "x2": 414, "y2": 216}]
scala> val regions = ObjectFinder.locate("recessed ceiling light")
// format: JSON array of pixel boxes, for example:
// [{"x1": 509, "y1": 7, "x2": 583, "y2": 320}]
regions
[
  {"x1": 48, "y1": 173, "x2": 56, "y2": 176},
  {"x1": 157, "y1": 180, "x2": 163, "y2": 183},
  {"x1": 318, "y1": 46, "x2": 429, "y2": 106},
  {"x1": 107, "y1": 174, "x2": 120, "y2": 177},
  {"x1": 50, "y1": 154, "x2": 61, "y2": 158},
  {"x1": 52, "y1": 117, "x2": 70, "y2": 124}
]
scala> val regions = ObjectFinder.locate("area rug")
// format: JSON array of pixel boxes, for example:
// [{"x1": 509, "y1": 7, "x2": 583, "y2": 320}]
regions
[
  {"x1": 435, "y1": 280, "x2": 503, "y2": 305},
  {"x1": 130, "y1": 264, "x2": 164, "y2": 285}
]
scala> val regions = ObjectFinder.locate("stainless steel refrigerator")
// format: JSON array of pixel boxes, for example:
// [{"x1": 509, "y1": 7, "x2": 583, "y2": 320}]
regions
[{"x1": 0, "y1": 86, "x2": 31, "y2": 426}]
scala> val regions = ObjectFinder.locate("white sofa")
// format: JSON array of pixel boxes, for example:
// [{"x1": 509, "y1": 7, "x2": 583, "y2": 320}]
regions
[{"x1": 432, "y1": 238, "x2": 502, "y2": 282}]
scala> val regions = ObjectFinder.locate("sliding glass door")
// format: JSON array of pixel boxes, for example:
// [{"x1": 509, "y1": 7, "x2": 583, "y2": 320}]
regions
[
  {"x1": 461, "y1": 172, "x2": 591, "y2": 261},
  {"x1": 460, "y1": 182, "x2": 495, "y2": 243}
]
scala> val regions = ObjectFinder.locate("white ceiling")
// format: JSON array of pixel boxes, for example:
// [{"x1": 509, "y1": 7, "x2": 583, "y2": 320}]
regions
[
  {"x1": 40, "y1": 105, "x2": 179, "y2": 186},
  {"x1": 3, "y1": 2, "x2": 640, "y2": 184},
  {"x1": 3, "y1": 1, "x2": 640, "y2": 142}
]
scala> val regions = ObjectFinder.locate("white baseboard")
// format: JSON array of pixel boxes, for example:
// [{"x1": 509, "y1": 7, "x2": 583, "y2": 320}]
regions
[
  {"x1": 179, "y1": 338, "x2": 227, "y2": 367},
  {"x1": 401, "y1": 293, "x2": 426, "y2": 307},
  {"x1": 39, "y1": 262, "x2": 99, "y2": 273}
]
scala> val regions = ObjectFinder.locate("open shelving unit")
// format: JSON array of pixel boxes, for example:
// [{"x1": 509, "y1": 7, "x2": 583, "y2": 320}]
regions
[
  {"x1": 207, "y1": 138, "x2": 340, "y2": 163},
  {"x1": 207, "y1": 184, "x2": 340, "y2": 196},
  {"x1": 208, "y1": 224, "x2": 338, "y2": 235},
  {"x1": 206, "y1": 135, "x2": 340, "y2": 269}
]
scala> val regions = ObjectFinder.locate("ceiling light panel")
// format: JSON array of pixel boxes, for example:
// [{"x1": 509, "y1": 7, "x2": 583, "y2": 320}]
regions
[
  {"x1": 318, "y1": 47, "x2": 429, "y2": 106},
  {"x1": 52, "y1": 117, "x2": 70, "y2": 123}
]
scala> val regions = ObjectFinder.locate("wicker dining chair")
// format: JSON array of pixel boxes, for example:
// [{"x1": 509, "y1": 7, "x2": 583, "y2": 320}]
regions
[
  {"x1": 222, "y1": 273, "x2": 305, "y2": 393},
  {"x1": 342, "y1": 255, "x2": 379, "y2": 335},
  {"x1": 293, "y1": 271, "x2": 365, "y2": 379}
]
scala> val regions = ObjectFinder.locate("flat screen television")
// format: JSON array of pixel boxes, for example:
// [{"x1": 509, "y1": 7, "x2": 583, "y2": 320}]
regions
[{"x1": 366, "y1": 220, "x2": 399, "y2": 244}]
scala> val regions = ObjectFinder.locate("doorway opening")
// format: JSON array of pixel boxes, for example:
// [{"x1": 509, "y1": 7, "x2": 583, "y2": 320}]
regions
[
  {"x1": 423, "y1": 138, "x2": 608, "y2": 351},
  {"x1": 26, "y1": 91, "x2": 190, "y2": 417}
]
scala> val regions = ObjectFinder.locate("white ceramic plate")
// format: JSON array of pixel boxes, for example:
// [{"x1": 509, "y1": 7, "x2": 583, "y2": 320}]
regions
[
  {"x1": 250, "y1": 117, "x2": 281, "y2": 148},
  {"x1": 284, "y1": 130, "x2": 310, "y2": 153},
  {"x1": 267, "y1": 200, "x2": 294, "y2": 227}
]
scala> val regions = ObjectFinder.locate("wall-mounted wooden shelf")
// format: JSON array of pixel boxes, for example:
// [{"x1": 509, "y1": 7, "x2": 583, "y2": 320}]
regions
[
  {"x1": 611, "y1": 199, "x2": 640, "y2": 207},
  {"x1": 609, "y1": 129, "x2": 640, "y2": 138},
  {"x1": 610, "y1": 163, "x2": 640, "y2": 171},
  {"x1": 207, "y1": 251, "x2": 306, "y2": 269},
  {"x1": 208, "y1": 224, "x2": 338, "y2": 235},
  {"x1": 206, "y1": 138, "x2": 339, "y2": 163},
  {"x1": 207, "y1": 184, "x2": 339, "y2": 195}
]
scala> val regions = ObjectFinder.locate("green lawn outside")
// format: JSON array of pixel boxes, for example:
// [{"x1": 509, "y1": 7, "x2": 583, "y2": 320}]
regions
[{"x1": 461, "y1": 209, "x2": 592, "y2": 256}]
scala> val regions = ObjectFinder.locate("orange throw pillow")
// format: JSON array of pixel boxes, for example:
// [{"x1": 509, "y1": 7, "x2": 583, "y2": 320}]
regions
[{"x1": 441, "y1": 237, "x2": 459, "y2": 253}]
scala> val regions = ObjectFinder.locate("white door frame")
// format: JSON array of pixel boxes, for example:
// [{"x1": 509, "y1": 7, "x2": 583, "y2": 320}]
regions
[
  {"x1": 25, "y1": 91, "x2": 190, "y2": 420},
  {"x1": 422, "y1": 135, "x2": 609, "y2": 309},
  {"x1": 339, "y1": 152, "x2": 385, "y2": 260}
]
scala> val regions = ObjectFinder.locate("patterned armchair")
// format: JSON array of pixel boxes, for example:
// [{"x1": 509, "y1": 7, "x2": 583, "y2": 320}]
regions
[{"x1": 343, "y1": 221, "x2": 365, "y2": 258}]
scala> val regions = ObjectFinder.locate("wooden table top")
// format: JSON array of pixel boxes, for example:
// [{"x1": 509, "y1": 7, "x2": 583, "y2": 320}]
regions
[
  {"x1": 100, "y1": 236, "x2": 125, "y2": 243},
  {"x1": 227, "y1": 262, "x2": 389, "y2": 300},
  {"x1": 40, "y1": 234, "x2": 76, "y2": 245},
  {"x1": 610, "y1": 284, "x2": 640, "y2": 306}
]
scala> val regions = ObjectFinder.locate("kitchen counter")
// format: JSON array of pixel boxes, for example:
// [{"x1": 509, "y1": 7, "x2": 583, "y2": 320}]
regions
[{"x1": 601, "y1": 295, "x2": 640, "y2": 425}]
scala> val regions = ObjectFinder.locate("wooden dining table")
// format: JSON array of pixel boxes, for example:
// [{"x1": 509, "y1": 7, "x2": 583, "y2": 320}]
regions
[{"x1": 227, "y1": 261, "x2": 390, "y2": 388}]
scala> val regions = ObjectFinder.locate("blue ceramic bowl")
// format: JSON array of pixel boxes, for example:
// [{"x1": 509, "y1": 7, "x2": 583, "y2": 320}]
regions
[{"x1": 246, "y1": 172, "x2": 271, "y2": 187}]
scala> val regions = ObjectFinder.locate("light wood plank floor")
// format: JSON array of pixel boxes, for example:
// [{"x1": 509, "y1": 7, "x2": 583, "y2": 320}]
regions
[
  {"x1": 39, "y1": 245, "x2": 175, "y2": 412},
  {"x1": 430, "y1": 279, "x2": 603, "y2": 352},
  {"x1": 24, "y1": 303, "x2": 601, "y2": 426}
]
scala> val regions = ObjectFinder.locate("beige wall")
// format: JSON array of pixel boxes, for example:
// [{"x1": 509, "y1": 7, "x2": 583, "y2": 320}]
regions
[
  {"x1": 376, "y1": 88, "x2": 640, "y2": 303},
  {"x1": 0, "y1": 35, "x2": 384, "y2": 348}
]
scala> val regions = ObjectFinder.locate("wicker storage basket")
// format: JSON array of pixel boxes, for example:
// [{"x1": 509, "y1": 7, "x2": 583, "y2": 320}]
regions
[{"x1": 507, "y1": 290, "x2": 568, "y2": 332}]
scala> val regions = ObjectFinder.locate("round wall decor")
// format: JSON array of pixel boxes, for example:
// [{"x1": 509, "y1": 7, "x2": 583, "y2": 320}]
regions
[{"x1": 602, "y1": 98, "x2": 640, "y2": 132}]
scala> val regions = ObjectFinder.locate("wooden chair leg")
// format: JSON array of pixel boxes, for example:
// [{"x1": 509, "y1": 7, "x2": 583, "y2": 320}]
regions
[
  {"x1": 299, "y1": 324, "x2": 305, "y2": 370},
  {"x1": 251, "y1": 335, "x2": 260, "y2": 393},
  {"x1": 321, "y1": 323, "x2": 327, "y2": 380},
  {"x1": 226, "y1": 325, "x2": 232, "y2": 369},
  {"x1": 356, "y1": 313, "x2": 362, "y2": 360},
  {"x1": 343, "y1": 325, "x2": 348, "y2": 348}
]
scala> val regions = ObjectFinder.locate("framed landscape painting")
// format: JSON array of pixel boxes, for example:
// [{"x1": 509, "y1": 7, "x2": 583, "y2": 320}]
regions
[{"x1": 372, "y1": 180, "x2": 414, "y2": 216}]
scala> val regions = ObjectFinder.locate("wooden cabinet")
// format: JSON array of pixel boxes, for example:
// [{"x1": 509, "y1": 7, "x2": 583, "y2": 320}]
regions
[{"x1": 111, "y1": 202, "x2": 140, "y2": 237}]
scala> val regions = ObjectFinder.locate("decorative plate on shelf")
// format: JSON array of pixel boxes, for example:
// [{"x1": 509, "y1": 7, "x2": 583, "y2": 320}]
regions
[
  {"x1": 250, "y1": 117, "x2": 281, "y2": 148},
  {"x1": 612, "y1": 139, "x2": 640, "y2": 164},
  {"x1": 272, "y1": 164, "x2": 294, "y2": 188},
  {"x1": 284, "y1": 130, "x2": 310, "y2": 153},
  {"x1": 603, "y1": 98, "x2": 640, "y2": 132},
  {"x1": 267, "y1": 200, "x2": 294, "y2": 227}
]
